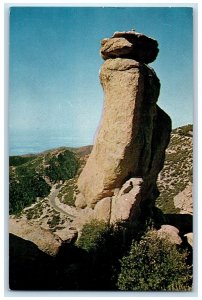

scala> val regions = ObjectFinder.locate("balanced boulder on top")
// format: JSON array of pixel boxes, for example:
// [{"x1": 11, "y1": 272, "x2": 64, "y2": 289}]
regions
[{"x1": 100, "y1": 30, "x2": 159, "y2": 64}]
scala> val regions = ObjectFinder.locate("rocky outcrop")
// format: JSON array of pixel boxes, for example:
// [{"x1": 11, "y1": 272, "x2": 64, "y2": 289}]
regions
[
  {"x1": 110, "y1": 178, "x2": 142, "y2": 223},
  {"x1": 76, "y1": 30, "x2": 171, "y2": 224},
  {"x1": 9, "y1": 218, "x2": 62, "y2": 256},
  {"x1": 174, "y1": 182, "x2": 193, "y2": 215},
  {"x1": 101, "y1": 30, "x2": 159, "y2": 63},
  {"x1": 157, "y1": 225, "x2": 182, "y2": 245},
  {"x1": 94, "y1": 197, "x2": 112, "y2": 222},
  {"x1": 184, "y1": 232, "x2": 193, "y2": 247}
]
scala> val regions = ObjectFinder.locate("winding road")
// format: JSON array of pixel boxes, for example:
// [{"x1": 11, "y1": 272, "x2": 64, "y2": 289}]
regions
[{"x1": 48, "y1": 187, "x2": 75, "y2": 219}]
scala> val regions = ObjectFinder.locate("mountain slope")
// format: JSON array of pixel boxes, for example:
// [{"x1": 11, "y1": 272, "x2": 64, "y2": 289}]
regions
[
  {"x1": 9, "y1": 126, "x2": 193, "y2": 216},
  {"x1": 9, "y1": 148, "x2": 81, "y2": 214},
  {"x1": 156, "y1": 124, "x2": 193, "y2": 214}
]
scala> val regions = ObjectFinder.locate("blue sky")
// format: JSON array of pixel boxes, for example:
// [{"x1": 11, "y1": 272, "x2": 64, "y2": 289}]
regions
[{"x1": 9, "y1": 7, "x2": 193, "y2": 151}]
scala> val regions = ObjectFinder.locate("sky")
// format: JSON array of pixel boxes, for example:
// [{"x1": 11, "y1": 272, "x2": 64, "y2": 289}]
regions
[{"x1": 9, "y1": 6, "x2": 193, "y2": 153}]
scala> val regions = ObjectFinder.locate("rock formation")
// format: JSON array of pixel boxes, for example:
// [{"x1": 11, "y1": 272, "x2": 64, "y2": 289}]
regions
[
  {"x1": 174, "y1": 182, "x2": 193, "y2": 247},
  {"x1": 76, "y1": 30, "x2": 171, "y2": 224},
  {"x1": 100, "y1": 31, "x2": 159, "y2": 63},
  {"x1": 174, "y1": 182, "x2": 193, "y2": 215},
  {"x1": 157, "y1": 225, "x2": 182, "y2": 245},
  {"x1": 9, "y1": 218, "x2": 62, "y2": 256}
]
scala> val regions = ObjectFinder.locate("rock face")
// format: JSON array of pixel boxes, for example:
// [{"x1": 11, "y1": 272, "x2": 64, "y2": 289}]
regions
[
  {"x1": 9, "y1": 218, "x2": 62, "y2": 256},
  {"x1": 110, "y1": 178, "x2": 142, "y2": 223},
  {"x1": 157, "y1": 225, "x2": 182, "y2": 245},
  {"x1": 184, "y1": 232, "x2": 193, "y2": 247},
  {"x1": 174, "y1": 182, "x2": 193, "y2": 215},
  {"x1": 101, "y1": 31, "x2": 159, "y2": 63},
  {"x1": 77, "y1": 30, "x2": 171, "y2": 223}
]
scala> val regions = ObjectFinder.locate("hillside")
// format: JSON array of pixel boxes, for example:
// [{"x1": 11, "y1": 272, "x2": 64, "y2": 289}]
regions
[
  {"x1": 9, "y1": 126, "x2": 193, "y2": 217},
  {"x1": 9, "y1": 148, "x2": 83, "y2": 214},
  {"x1": 9, "y1": 125, "x2": 193, "y2": 291},
  {"x1": 9, "y1": 145, "x2": 93, "y2": 257},
  {"x1": 156, "y1": 124, "x2": 193, "y2": 214}
]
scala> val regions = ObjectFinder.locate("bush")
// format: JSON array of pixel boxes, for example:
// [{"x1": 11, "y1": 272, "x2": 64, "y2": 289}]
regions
[
  {"x1": 47, "y1": 214, "x2": 60, "y2": 228},
  {"x1": 58, "y1": 180, "x2": 78, "y2": 207},
  {"x1": 117, "y1": 231, "x2": 192, "y2": 291},
  {"x1": 76, "y1": 219, "x2": 134, "y2": 290},
  {"x1": 76, "y1": 220, "x2": 110, "y2": 252}
]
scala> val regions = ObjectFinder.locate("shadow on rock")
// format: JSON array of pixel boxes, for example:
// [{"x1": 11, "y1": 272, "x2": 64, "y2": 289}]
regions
[{"x1": 9, "y1": 234, "x2": 88, "y2": 291}]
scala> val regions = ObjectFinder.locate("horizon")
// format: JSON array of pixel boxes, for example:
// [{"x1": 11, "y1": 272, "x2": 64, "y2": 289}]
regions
[
  {"x1": 9, "y1": 123, "x2": 193, "y2": 157},
  {"x1": 9, "y1": 6, "x2": 193, "y2": 155}
]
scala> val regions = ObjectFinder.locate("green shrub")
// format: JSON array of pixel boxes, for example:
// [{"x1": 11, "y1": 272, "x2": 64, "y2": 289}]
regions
[
  {"x1": 76, "y1": 219, "x2": 148, "y2": 255},
  {"x1": 47, "y1": 214, "x2": 60, "y2": 228},
  {"x1": 63, "y1": 192, "x2": 75, "y2": 206},
  {"x1": 58, "y1": 180, "x2": 78, "y2": 206},
  {"x1": 117, "y1": 231, "x2": 192, "y2": 291},
  {"x1": 76, "y1": 220, "x2": 110, "y2": 252},
  {"x1": 76, "y1": 219, "x2": 137, "y2": 290}
]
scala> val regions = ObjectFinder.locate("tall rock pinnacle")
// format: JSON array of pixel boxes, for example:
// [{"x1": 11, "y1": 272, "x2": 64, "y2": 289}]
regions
[{"x1": 76, "y1": 30, "x2": 171, "y2": 223}]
